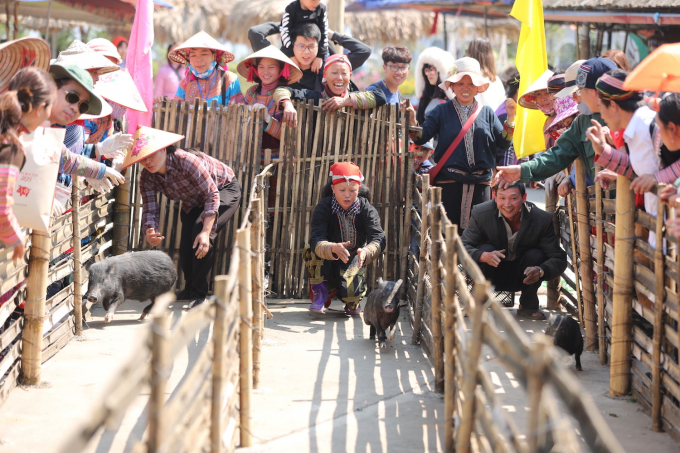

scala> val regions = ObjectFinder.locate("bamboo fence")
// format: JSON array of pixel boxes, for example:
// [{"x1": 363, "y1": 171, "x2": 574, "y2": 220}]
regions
[{"x1": 409, "y1": 178, "x2": 626, "y2": 453}]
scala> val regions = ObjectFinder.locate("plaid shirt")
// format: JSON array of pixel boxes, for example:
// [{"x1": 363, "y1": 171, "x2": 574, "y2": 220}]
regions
[{"x1": 140, "y1": 149, "x2": 234, "y2": 233}]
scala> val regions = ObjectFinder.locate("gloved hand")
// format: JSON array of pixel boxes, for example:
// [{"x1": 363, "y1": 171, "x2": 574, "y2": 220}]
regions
[
  {"x1": 544, "y1": 172, "x2": 567, "y2": 193},
  {"x1": 110, "y1": 156, "x2": 124, "y2": 173},
  {"x1": 86, "y1": 177, "x2": 114, "y2": 194},
  {"x1": 104, "y1": 166, "x2": 126, "y2": 186},
  {"x1": 95, "y1": 132, "x2": 134, "y2": 160},
  {"x1": 251, "y1": 104, "x2": 272, "y2": 123},
  {"x1": 52, "y1": 198, "x2": 66, "y2": 217}
]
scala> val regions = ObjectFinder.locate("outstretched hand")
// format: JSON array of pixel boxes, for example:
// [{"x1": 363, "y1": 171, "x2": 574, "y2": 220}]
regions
[
  {"x1": 282, "y1": 101, "x2": 298, "y2": 128},
  {"x1": 585, "y1": 119, "x2": 606, "y2": 155},
  {"x1": 493, "y1": 165, "x2": 521, "y2": 189},
  {"x1": 331, "y1": 241, "x2": 352, "y2": 263},
  {"x1": 145, "y1": 228, "x2": 164, "y2": 247}
]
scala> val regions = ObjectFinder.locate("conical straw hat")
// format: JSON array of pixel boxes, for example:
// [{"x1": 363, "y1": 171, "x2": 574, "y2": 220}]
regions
[
  {"x1": 519, "y1": 70, "x2": 554, "y2": 109},
  {"x1": 94, "y1": 69, "x2": 148, "y2": 112},
  {"x1": 236, "y1": 46, "x2": 303, "y2": 85},
  {"x1": 54, "y1": 40, "x2": 119, "y2": 75},
  {"x1": 122, "y1": 126, "x2": 185, "y2": 170},
  {"x1": 168, "y1": 31, "x2": 235, "y2": 67},
  {"x1": 0, "y1": 37, "x2": 51, "y2": 93}
]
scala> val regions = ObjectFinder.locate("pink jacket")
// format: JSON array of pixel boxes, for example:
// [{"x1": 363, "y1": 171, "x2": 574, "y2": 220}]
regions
[{"x1": 154, "y1": 63, "x2": 182, "y2": 99}]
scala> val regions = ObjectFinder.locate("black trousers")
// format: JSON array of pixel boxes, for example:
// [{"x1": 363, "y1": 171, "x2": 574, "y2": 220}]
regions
[
  {"x1": 438, "y1": 182, "x2": 490, "y2": 233},
  {"x1": 476, "y1": 244, "x2": 547, "y2": 311},
  {"x1": 179, "y1": 179, "x2": 242, "y2": 298}
]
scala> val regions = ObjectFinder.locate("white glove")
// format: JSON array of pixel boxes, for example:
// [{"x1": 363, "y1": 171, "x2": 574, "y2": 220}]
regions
[
  {"x1": 544, "y1": 172, "x2": 567, "y2": 193},
  {"x1": 86, "y1": 177, "x2": 114, "y2": 194},
  {"x1": 95, "y1": 132, "x2": 134, "y2": 160},
  {"x1": 52, "y1": 198, "x2": 66, "y2": 217},
  {"x1": 104, "y1": 166, "x2": 126, "y2": 186},
  {"x1": 111, "y1": 156, "x2": 124, "y2": 173},
  {"x1": 251, "y1": 104, "x2": 272, "y2": 123}
]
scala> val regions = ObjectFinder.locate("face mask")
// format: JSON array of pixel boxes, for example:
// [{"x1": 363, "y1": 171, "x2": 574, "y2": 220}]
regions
[
  {"x1": 189, "y1": 60, "x2": 217, "y2": 79},
  {"x1": 537, "y1": 104, "x2": 555, "y2": 116},
  {"x1": 578, "y1": 101, "x2": 592, "y2": 115}
]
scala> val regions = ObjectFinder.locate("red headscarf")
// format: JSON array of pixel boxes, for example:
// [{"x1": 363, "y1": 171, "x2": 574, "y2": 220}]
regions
[
  {"x1": 323, "y1": 54, "x2": 352, "y2": 81},
  {"x1": 330, "y1": 162, "x2": 364, "y2": 185}
]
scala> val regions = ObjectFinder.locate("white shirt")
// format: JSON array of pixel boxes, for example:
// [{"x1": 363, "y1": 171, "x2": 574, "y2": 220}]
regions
[{"x1": 476, "y1": 77, "x2": 506, "y2": 111}]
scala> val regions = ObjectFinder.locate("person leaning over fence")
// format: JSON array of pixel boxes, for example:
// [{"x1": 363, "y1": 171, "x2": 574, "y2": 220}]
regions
[
  {"x1": 461, "y1": 181, "x2": 568, "y2": 320},
  {"x1": 163, "y1": 31, "x2": 245, "y2": 106},
  {"x1": 407, "y1": 57, "x2": 516, "y2": 231},
  {"x1": 127, "y1": 126, "x2": 242, "y2": 308},
  {"x1": 305, "y1": 162, "x2": 385, "y2": 315}
]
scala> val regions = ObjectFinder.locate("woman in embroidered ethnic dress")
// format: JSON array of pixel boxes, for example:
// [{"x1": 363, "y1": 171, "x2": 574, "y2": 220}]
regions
[
  {"x1": 408, "y1": 57, "x2": 516, "y2": 231},
  {"x1": 304, "y1": 162, "x2": 386, "y2": 315}
]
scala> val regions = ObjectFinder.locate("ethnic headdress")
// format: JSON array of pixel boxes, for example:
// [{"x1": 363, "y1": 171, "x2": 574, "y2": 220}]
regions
[{"x1": 596, "y1": 73, "x2": 641, "y2": 102}]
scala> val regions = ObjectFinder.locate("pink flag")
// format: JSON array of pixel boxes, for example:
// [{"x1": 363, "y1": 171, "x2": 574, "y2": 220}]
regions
[{"x1": 126, "y1": 0, "x2": 154, "y2": 132}]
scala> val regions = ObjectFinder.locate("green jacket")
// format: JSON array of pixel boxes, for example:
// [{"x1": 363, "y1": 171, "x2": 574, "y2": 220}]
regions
[{"x1": 520, "y1": 113, "x2": 605, "y2": 182}]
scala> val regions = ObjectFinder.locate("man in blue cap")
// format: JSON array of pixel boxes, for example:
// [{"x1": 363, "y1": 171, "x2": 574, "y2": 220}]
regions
[{"x1": 494, "y1": 57, "x2": 617, "y2": 187}]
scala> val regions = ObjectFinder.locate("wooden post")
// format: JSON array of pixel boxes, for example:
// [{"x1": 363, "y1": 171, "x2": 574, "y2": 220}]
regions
[
  {"x1": 574, "y1": 158, "x2": 597, "y2": 351},
  {"x1": 328, "y1": 0, "x2": 344, "y2": 52},
  {"x1": 399, "y1": 104, "x2": 413, "y2": 304},
  {"x1": 455, "y1": 280, "x2": 489, "y2": 453},
  {"x1": 652, "y1": 201, "x2": 665, "y2": 432},
  {"x1": 72, "y1": 179, "x2": 83, "y2": 336},
  {"x1": 595, "y1": 172, "x2": 606, "y2": 364},
  {"x1": 567, "y1": 192, "x2": 583, "y2": 325},
  {"x1": 211, "y1": 276, "x2": 230, "y2": 453},
  {"x1": 430, "y1": 187, "x2": 445, "y2": 394},
  {"x1": 250, "y1": 199, "x2": 262, "y2": 390},
  {"x1": 238, "y1": 228, "x2": 253, "y2": 447},
  {"x1": 21, "y1": 228, "x2": 51, "y2": 384},
  {"x1": 412, "y1": 175, "x2": 430, "y2": 345},
  {"x1": 148, "y1": 309, "x2": 171, "y2": 451},
  {"x1": 113, "y1": 171, "x2": 131, "y2": 256},
  {"x1": 609, "y1": 175, "x2": 635, "y2": 396},
  {"x1": 527, "y1": 336, "x2": 549, "y2": 451},
  {"x1": 444, "y1": 224, "x2": 457, "y2": 453},
  {"x1": 545, "y1": 176, "x2": 561, "y2": 309}
]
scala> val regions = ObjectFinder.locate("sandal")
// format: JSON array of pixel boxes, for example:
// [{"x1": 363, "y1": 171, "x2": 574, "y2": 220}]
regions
[{"x1": 517, "y1": 308, "x2": 546, "y2": 320}]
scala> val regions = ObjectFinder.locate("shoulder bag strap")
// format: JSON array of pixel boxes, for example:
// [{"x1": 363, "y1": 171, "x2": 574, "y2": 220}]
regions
[{"x1": 427, "y1": 103, "x2": 481, "y2": 182}]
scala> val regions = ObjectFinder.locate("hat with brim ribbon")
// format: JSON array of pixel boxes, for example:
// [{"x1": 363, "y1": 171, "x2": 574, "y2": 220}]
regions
[
  {"x1": 0, "y1": 37, "x2": 51, "y2": 93},
  {"x1": 122, "y1": 125, "x2": 185, "y2": 170},
  {"x1": 94, "y1": 69, "x2": 148, "y2": 112},
  {"x1": 518, "y1": 69, "x2": 555, "y2": 109},
  {"x1": 555, "y1": 60, "x2": 586, "y2": 98},
  {"x1": 54, "y1": 40, "x2": 119, "y2": 75},
  {"x1": 168, "y1": 31, "x2": 235, "y2": 68},
  {"x1": 545, "y1": 95, "x2": 579, "y2": 134},
  {"x1": 237, "y1": 46, "x2": 303, "y2": 85},
  {"x1": 438, "y1": 57, "x2": 490, "y2": 94},
  {"x1": 49, "y1": 63, "x2": 105, "y2": 116},
  {"x1": 87, "y1": 38, "x2": 123, "y2": 65}
]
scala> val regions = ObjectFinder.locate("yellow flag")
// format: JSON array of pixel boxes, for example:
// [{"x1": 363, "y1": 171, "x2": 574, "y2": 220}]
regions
[{"x1": 510, "y1": 0, "x2": 548, "y2": 158}]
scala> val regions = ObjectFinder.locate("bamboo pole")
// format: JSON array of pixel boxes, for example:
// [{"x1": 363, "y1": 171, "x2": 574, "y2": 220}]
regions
[
  {"x1": 545, "y1": 175, "x2": 561, "y2": 309},
  {"x1": 595, "y1": 170, "x2": 606, "y2": 364},
  {"x1": 21, "y1": 226, "x2": 51, "y2": 384},
  {"x1": 113, "y1": 170, "x2": 131, "y2": 256},
  {"x1": 609, "y1": 175, "x2": 635, "y2": 396},
  {"x1": 238, "y1": 228, "x2": 253, "y2": 447},
  {"x1": 211, "y1": 275, "x2": 230, "y2": 453},
  {"x1": 72, "y1": 179, "x2": 83, "y2": 336},
  {"x1": 148, "y1": 308, "x2": 171, "y2": 452},
  {"x1": 250, "y1": 199, "x2": 262, "y2": 390},
  {"x1": 412, "y1": 175, "x2": 430, "y2": 345},
  {"x1": 652, "y1": 201, "x2": 665, "y2": 432},
  {"x1": 566, "y1": 192, "x2": 583, "y2": 325},
  {"x1": 455, "y1": 280, "x2": 489, "y2": 453},
  {"x1": 444, "y1": 224, "x2": 457, "y2": 453},
  {"x1": 430, "y1": 187, "x2": 445, "y2": 393},
  {"x1": 527, "y1": 336, "x2": 549, "y2": 452},
  {"x1": 574, "y1": 158, "x2": 597, "y2": 350}
]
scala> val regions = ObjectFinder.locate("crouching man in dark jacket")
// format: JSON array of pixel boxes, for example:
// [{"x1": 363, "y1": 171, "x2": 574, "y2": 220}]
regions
[{"x1": 461, "y1": 181, "x2": 567, "y2": 320}]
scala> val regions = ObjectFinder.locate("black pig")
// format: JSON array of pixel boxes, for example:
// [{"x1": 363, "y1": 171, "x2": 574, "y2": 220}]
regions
[
  {"x1": 363, "y1": 278, "x2": 403, "y2": 348},
  {"x1": 545, "y1": 314, "x2": 583, "y2": 371},
  {"x1": 86, "y1": 251, "x2": 177, "y2": 323}
]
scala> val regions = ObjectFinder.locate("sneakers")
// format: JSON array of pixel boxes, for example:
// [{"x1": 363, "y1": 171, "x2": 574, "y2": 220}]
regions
[
  {"x1": 345, "y1": 303, "x2": 361, "y2": 316},
  {"x1": 309, "y1": 282, "x2": 328, "y2": 313}
]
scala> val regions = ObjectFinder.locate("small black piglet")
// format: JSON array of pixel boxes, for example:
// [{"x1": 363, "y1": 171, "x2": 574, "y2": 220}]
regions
[
  {"x1": 363, "y1": 278, "x2": 403, "y2": 348},
  {"x1": 86, "y1": 251, "x2": 177, "y2": 323},
  {"x1": 545, "y1": 314, "x2": 584, "y2": 371}
]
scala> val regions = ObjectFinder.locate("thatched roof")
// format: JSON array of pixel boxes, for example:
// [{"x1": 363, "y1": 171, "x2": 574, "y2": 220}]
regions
[
  {"x1": 153, "y1": 0, "x2": 234, "y2": 44},
  {"x1": 542, "y1": 0, "x2": 680, "y2": 7}
]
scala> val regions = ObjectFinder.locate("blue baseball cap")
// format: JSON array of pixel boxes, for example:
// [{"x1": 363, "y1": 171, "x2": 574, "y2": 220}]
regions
[{"x1": 576, "y1": 57, "x2": 617, "y2": 90}]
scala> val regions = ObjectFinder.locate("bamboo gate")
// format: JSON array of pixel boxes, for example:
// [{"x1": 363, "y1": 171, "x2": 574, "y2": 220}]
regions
[{"x1": 549, "y1": 159, "x2": 680, "y2": 444}]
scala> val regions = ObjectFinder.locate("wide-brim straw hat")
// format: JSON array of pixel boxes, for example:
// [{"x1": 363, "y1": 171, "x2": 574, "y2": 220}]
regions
[
  {"x1": 555, "y1": 60, "x2": 586, "y2": 98},
  {"x1": 438, "y1": 57, "x2": 490, "y2": 94},
  {"x1": 0, "y1": 37, "x2": 51, "y2": 93},
  {"x1": 94, "y1": 69, "x2": 148, "y2": 112},
  {"x1": 545, "y1": 95, "x2": 579, "y2": 134},
  {"x1": 49, "y1": 62, "x2": 104, "y2": 116},
  {"x1": 236, "y1": 46, "x2": 303, "y2": 85},
  {"x1": 122, "y1": 125, "x2": 185, "y2": 170},
  {"x1": 53, "y1": 40, "x2": 119, "y2": 75},
  {"x1": 168, "y1": 31, "x2": 235, "y2": 67},
  {"x1": 518, "y1": 70, "x2": 555, "y2": 109},
  {"x1": 87, "y1": 38, "x2": 123, "y2": 65}
]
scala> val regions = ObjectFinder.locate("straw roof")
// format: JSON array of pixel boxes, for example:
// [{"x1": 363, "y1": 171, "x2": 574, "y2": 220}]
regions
[
  {"x1": 153, "y1": 0, "x2": 234, "y2": 44},
  {"x1": 542, "y1": 0, "x2": 680, "y2": 7}
]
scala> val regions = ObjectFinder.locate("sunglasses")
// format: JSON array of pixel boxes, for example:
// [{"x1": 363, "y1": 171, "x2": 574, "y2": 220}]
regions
[{"x1": 63, "y1": 90, "x2": 90, "y2": 114}]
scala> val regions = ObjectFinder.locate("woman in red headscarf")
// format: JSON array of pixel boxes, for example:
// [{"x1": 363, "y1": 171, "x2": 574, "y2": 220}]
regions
[{"x1": 304, "y1": 162, "x2": 386, "y2": 316}]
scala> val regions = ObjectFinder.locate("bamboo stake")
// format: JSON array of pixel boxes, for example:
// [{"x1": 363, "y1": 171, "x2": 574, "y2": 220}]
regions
[
  {"x1": 71, "y1": 179, "x2": 83, "y2": 336},
  {"x1": 21, "y1": 226, "x2": 51, "y2": 384},
  {"x1": 574, "y1": 158, "x2": 597, "y2": 350},
  {"x1": 238, "y1": 228, "x2": 253, "y2": 446},
  {"x1": 595, "y1": 171, "x2": 606, "y2": 364},
  {"x1": 652, "y1": 201, "x2": 665, "y2": 432},
  {"x1": 113, "y1": 168, "x2": 131, "y2": 256},
  {"x1": 567, "y1": 190, "x2": 583, "y2": 325},
  {"x1": 444, "y1": 224, "x2": 457, "y2": 453},
  {"x1": 455, "y1": 280, "x2": 490, "y2": 453},
  {"x1": 431, "y1": 187, "x2": 445, "y2": 393},
  {"x1": 412, "y1": 175, "x2": 430, "y2": 345},
  {"x1": 148, "y1": 308, "x2": 171, "y2": 452},
  {"x1": 545, "y1": 174, "x2": 561, "y2": 309},
  {"x1": 527, "y1": 336, "x2": 549, "y2": 452},
  {"x1": 609, "y1": 175, "x2": 635, "y2": 396},
  {"x1": 250, "y1": 199, "x2": 263, "y2": 390},
  {"x1": 211, "y1": 275, "x2": 230, "y2": 453}
]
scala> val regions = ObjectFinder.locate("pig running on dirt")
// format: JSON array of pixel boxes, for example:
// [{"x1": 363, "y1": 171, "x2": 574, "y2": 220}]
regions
[
  {"x1": 86, "y1": 250, "x2": 177, "y2": 323},
  {"x1": 363, "y1": 278, "x2": 403, "y2": 348},
  {"x1": 545, "y1": 314, "x2": 583, "y2": 371}
]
